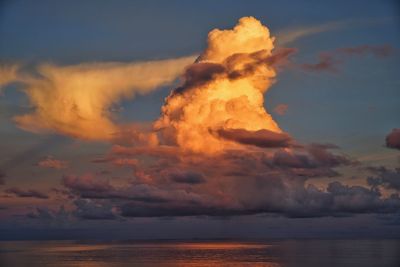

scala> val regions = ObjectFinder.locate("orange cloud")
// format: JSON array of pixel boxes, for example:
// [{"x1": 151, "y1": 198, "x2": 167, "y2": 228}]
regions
[
  {"x1": 155, "y1": 17, "x2": 285, "y2": 154},
  {"x1": 14, "y1": 56, "x2": 195, "y2": 140}
]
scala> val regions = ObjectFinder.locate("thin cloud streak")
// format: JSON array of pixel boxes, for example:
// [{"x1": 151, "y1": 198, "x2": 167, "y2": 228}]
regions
[{"x1": 276, "y1": 17, "x2": 397, "y2": 46}]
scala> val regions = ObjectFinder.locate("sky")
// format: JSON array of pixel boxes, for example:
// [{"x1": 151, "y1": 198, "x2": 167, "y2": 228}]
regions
[{"x1": 0, "y1": 0, "x2": 399, "y2": 240}]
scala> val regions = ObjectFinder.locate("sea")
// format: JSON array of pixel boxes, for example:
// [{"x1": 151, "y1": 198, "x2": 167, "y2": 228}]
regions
[{"x1": 0, "y1": 239, "x2": 399, "y2": 267}]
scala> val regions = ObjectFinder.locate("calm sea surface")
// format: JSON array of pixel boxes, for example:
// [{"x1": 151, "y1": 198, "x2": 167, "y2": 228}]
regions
[{"x1": 0, "y1": 239, "x2": 399, "y2": 267}]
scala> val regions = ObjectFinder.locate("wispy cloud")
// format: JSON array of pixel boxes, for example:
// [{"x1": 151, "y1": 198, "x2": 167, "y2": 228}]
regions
[
  {"x1": 277, "y1": 21, "x2": 345, "y2": 46},
  {"x1": 276, "y1": 17, "x2": 396, "y2": 46},
  {"x1": 14, "y1": 56, "x2": 195, "y2": 141}
]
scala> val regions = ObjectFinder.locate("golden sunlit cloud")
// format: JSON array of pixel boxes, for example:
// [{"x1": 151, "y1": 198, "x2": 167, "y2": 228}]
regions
[
  {"x1": 155, "y1": 17, "x2": 284, "y2": 154},
  {"x1": 14, "y1": 56, "x2": 195, "y2": 140}
]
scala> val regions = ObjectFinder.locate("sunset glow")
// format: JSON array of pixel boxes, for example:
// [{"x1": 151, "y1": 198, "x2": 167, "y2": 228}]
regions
[{"x1": 0, "y1": 1, "x2": 399, "y2": 266}]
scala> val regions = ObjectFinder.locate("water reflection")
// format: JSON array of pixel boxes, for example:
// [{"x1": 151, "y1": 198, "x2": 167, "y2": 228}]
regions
[{"x1": 0, "y1": 240, "x2": 399, "y2": 267}]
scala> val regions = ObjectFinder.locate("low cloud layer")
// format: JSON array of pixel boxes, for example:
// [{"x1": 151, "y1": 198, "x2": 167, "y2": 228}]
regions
[
  {"x1": 56, "y1": 145, "x2": 399, "y2": 218},
  {"x1": 48, "y1": 141, "x2": 376, "y2": 219}
]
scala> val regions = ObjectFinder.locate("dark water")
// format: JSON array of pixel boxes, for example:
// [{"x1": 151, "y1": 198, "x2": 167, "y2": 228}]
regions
[{"x1": 0, "y1": 239, "x2": 399, "y2": 267}]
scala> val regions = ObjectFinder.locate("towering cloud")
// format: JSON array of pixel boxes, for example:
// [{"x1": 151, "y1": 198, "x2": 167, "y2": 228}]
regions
[
  {"x1": 155, "y1": 17, "x2": 286, "y2": 154},
  {"x1": 14, "y1": 56, "x2": 195, "y2": 140}
]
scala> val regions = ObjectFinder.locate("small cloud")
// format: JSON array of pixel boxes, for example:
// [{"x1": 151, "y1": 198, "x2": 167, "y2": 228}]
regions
[
  {"x1": 37, "y1": 156, "x2": 68, "y2": 169},
  {"x1": 5, "y1": 187, "x2": 49, "y2": 199},
  {"x1": 386, "y1": 128, "x2": 400, "y2": 150},
  {"x1": 273, "y1": 104, "x2": 288, "y2": 116}
]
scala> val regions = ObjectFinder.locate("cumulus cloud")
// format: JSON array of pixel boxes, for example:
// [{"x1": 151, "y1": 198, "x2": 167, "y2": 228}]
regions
[
  {"x1": 385, "y1": 128, "x2": 400, "y2": 150},
  {"x1": 14, "y1": 56, "x2": 195, "y2": 140},
  {"x1": 155, "y1": 17, "x2": 292, "y2": 154},
  {"x1": 5, "y1": 187, "x2": 49, "y2": 199}
]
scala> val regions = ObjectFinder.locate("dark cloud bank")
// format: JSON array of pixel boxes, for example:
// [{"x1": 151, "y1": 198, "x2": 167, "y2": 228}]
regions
[{"x1": 30, "y1": 139, "x2": 398, "y2": 221}]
